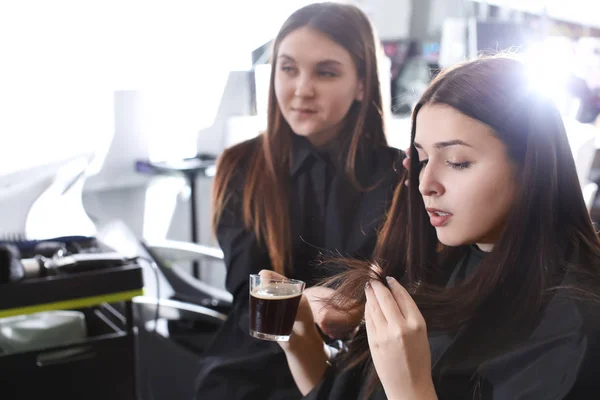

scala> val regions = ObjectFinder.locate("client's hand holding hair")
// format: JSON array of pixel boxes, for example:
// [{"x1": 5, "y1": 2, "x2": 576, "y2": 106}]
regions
[
  {"x1": 365, "y1": 277, "x2": 437, "y2": 400},
  {"x1": 317, "y1": 258, "x2": 435, "y2": 399}
]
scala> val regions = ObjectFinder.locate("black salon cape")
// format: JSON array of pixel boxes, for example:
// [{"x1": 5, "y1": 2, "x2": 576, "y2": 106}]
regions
[
  {"x1": 194, "y1": 134, "x2": 404, "y2": 400},
  {"x1": 304, "y1": 247, "x2": 600, "y2": 400}
]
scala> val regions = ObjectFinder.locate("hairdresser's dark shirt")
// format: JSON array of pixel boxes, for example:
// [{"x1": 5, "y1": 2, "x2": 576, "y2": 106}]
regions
[
  {"x1": 305, "y1": 247, "x2": 600, "y2": 400},
  {"x1": 194, "y1": 134, "x2": 403, "y2": 400}
]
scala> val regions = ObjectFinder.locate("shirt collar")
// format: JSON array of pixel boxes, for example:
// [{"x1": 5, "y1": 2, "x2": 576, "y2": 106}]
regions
[
  {"x1": 289, "y1": 134, "x2": 316, "y2": 177},
  {"x1": 290, "y1": 128, "x2": 360, "y2": 176}
]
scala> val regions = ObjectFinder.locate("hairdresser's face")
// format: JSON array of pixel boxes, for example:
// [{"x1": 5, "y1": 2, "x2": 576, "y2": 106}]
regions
[
  {"x1": 415, "y1": 104, "x2": 517, "y2": 251},
  {"x1": 275, "y1": 27, "x2": 364, "y2": 147}
]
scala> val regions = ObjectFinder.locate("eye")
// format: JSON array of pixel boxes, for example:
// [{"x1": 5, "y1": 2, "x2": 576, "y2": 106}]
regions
[
  {"x1": 317, "y1": 70, "x2": 338, "y2": 77},
  {"x1": 280, "y1": 65, "x2": 296, "y2": 73},
  {"x1": 418, "y1": 159, "x2": 429, "y2": 171},
  {"x1": 446, "y1": 161, "x2": 472, "y2": 170}
]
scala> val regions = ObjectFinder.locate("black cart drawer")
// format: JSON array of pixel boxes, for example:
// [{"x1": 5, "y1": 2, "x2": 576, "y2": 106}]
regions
[{"x1": 0, "y1": 306, "x2": 137, "y2": 400}]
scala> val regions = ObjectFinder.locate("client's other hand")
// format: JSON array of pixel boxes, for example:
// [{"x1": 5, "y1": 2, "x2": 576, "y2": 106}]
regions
[
  {"x1": 305, "y1": 286, "x2": 362, "y2": 339},
  {"x1": 403, "y1": 147, "x2": 411, "y2": 186}
]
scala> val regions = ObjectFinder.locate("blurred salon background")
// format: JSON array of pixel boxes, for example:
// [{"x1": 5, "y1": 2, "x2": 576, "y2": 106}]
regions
[{"x1": 0, "y1": 1, "x2": 598, "y2": 398}]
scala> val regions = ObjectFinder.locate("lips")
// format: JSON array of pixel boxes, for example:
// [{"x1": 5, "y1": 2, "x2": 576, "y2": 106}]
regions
[
  {"x1": 292, "y1": 107, "x2": 317, "y2": 115},
  {"x1": 426, "y1": 208, "x2": 453, "y2": 227}
]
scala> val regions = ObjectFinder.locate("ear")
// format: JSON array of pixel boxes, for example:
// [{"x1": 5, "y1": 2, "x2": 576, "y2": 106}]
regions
[{"x1": 355, "y1": 80, "x2": 365, "y2": 102}]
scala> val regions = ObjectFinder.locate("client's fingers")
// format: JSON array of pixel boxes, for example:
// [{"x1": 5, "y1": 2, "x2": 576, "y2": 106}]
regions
[
  {"x1": 402, "y1": 157, "x2": 410, "y2": 170},
  {"x1": 402, "y1": 147, "x2": 411, "y2": 187}
]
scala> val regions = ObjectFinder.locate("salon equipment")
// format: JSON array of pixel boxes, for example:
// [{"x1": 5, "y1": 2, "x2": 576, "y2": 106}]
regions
[
  {"x1": 0, "y1": 245, "x2": 128, "y2": 284},
  {"x1": 0, "y1": 238, "x2": 143, "y2": 400},
  {"x1": 135, "y1": 153, "x2": 217, "y2": 279}
]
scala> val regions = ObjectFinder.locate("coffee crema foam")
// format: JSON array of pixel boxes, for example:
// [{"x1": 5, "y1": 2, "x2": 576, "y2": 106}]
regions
[{"x1": 252, "y1": 285, "x2": 302, "y2": 299}]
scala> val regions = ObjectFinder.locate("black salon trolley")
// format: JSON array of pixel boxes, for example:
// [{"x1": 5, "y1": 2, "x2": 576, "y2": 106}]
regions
[{"x1": 0, "y1": 261, "x2": 144, "y2": 400}]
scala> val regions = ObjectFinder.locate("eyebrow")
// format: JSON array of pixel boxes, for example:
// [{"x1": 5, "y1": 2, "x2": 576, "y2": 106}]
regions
[
  {"x1": 413, "y1": 139, "x2": 473, "y2": 150},
  {"x1": 278, "y1": 54, "x2": 342, "y2": 67}
]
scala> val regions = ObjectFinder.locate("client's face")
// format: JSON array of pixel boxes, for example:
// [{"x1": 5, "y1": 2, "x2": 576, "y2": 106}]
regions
[{"x1": 414, "y1": 104, "x2": 517, "y2": 252}]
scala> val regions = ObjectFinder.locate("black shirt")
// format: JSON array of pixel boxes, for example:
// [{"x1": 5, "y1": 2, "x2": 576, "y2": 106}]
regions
[
  {"x1": 305, "y1": 247, "x2": 600, "y2": 400},
  {"x1": 194, "y1": 134, "x2": 404, "y2": 400}
]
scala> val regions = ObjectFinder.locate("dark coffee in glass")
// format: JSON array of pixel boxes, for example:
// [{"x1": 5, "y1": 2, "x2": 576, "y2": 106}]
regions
[{"x1": 249, "y1": 275, "x2": 305, "y2": 341}]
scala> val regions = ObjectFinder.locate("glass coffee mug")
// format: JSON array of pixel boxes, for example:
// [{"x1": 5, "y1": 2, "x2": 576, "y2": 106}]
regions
[{"x1": 249, "y1": 274, "x2": 306, "y2": 341}]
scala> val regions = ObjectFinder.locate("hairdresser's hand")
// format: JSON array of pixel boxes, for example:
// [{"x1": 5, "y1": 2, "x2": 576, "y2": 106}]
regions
[
  {"x1": 402, "y1": 147, "x2": 411, "y2": 186},
  {"x1": 305, "y1": 286, "x2": 362, "y2": 339},
  {"x1": 257, "y1": 270, "x2": 321, "y2": 350},
  {"x1": 258, "y1": 270, "x2": 328, "y2": 395},
  {"x1": 365, "y1": 277, "x2": 437, "y2": 400}
]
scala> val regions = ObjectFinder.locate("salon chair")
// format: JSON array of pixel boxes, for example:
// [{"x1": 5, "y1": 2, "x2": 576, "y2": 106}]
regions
[
  {"x1": 97, "y1": 221, "x2": 233, "y2": 399},
  {"x1": 134, "y1": 240, "x2": 233, "y2": 400}
]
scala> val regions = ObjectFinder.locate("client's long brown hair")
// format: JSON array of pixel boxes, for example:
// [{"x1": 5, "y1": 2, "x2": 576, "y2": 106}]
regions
[
  {"x1": 323, "y1": 55, "x2": 600, "y2": 396},
  {"x1": 212, "y1": 2, "x2": 386, "y2": 275}
]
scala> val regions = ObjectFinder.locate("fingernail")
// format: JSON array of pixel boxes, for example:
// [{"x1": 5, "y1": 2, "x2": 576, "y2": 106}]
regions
[
  {"x1": 365, "y1": 281, "x2": 370, "y2": 290},
  {"x1": 386, "y1": 276, "x2": 394, "y2": 283}
]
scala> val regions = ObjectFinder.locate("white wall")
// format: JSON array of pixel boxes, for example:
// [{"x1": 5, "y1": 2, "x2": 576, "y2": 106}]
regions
[
  {"x1": 350, "y1": 0, "x2": 412, "y2": 39},
  {"x1": 472, "y1": 0, "x2": 600, "y2": 28},
  {"x1": 0, "y1": 0, "x2": 314, "y2": 176}
]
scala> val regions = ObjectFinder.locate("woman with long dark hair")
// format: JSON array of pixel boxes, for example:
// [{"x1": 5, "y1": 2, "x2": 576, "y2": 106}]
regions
[
  {"x1": 195, "y1": 3, "x2": 404, "y2": 399},
  {"x1": 272, "y1": 55, "x2": 600, "y2": 399}
]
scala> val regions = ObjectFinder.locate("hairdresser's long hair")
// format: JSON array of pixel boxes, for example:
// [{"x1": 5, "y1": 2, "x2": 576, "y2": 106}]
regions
[
  {"x1": 212, "y1": 2, "x2": 387, "y2": 275},
  {"x1": 325, "y1": 55, "x2": 600, "y2": 394}
]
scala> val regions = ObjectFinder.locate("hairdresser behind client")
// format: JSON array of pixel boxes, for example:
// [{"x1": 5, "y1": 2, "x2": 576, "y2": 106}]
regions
[
  {"x1": 194, "y1": 3, "x2": 404, "y2": 400},
  {"x1": 272, "y1": 56, "x2": 600, "y2": 399}
]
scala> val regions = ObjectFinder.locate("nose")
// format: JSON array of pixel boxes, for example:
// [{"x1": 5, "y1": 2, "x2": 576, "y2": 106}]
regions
[
  {"x1": 418, "y1": 162, "x2": 445, "y2": 198},
  {"x1": 294, "y1": 74, "x2": 315, "y2": 98}
]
